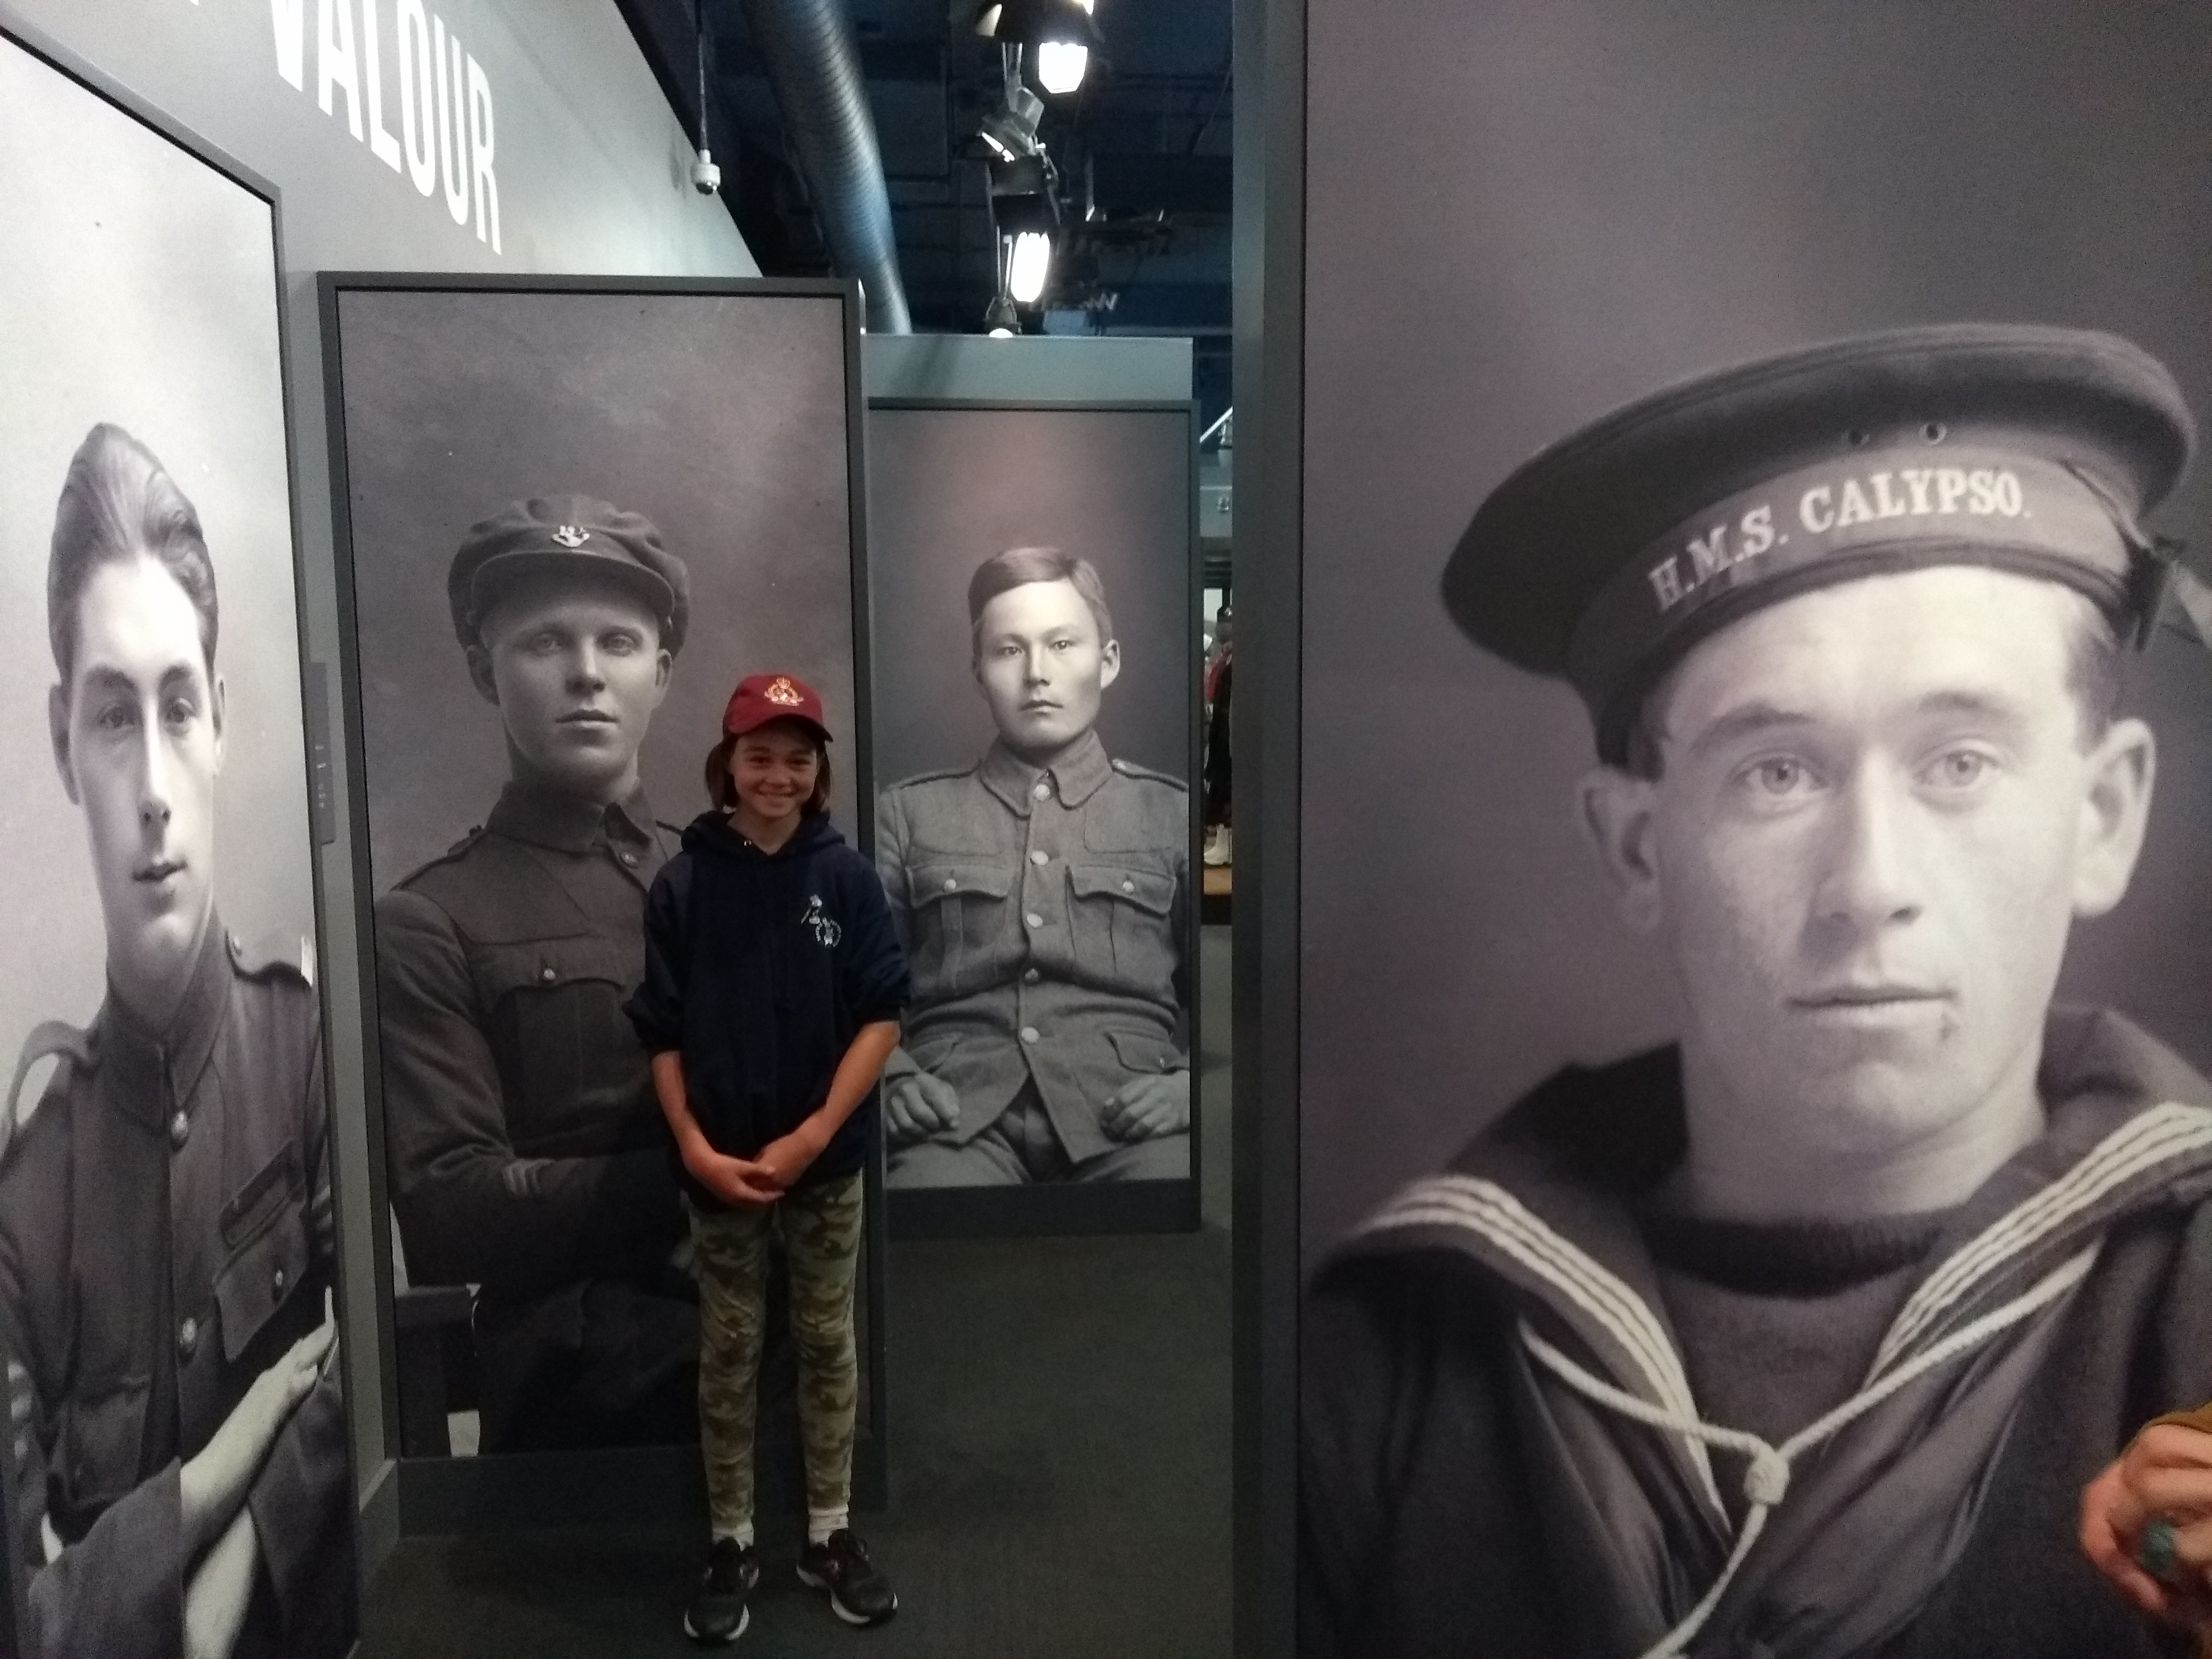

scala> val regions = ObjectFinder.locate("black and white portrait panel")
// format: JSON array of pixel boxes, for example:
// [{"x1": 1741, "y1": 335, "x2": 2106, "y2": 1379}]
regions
[
  {"x1": 867, "y1": 405, "x2": 1194, "y2": 1192},
  {"x1": 328, "y1": 283, "x2": 859, "y2": 1456},
  {"x1": 0, "y1": 30, "x2": 351, "y2": 1659},
  {"x1": 1291, "y1": 7, "x2": 2212, "y2": 1659}
]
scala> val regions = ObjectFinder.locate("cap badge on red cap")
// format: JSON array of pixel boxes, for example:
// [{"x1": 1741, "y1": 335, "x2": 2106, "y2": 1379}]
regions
[
  {"x1": 766, "y1": 676, "x2": 804, "y2": 706},
  {"x1": 550, "y1": 524, "x2": 590, "y2": 548}
]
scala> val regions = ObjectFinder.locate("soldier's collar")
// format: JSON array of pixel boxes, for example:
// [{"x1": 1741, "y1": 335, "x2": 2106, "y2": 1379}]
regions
[
  {"x1": 489, "y1": 780, "x2": 660, "y2": 851},
  {"x1": 97, "y1": 912, "x2": 234, "y2": 1130},
  {"x1": 979, "y1": 730, "x2": 1113, "y2": 811}
]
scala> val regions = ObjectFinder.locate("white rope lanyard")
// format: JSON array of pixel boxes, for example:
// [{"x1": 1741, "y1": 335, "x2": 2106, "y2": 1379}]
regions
[{"x1": 1518, "y1": 1244, "x2": 2098, "y2": 1659}]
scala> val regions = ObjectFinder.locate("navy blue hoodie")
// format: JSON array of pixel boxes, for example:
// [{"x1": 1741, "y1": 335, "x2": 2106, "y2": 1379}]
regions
[{"x1": 625, "y1": 809, "x2": 909, "y2": 1206}]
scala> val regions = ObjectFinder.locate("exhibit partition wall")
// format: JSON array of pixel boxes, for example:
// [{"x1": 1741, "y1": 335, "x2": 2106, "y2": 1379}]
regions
[
  {"x1": 321, "y1": 276, "x2": 887, "y2": 1514},
  {"x1": 1246, "y1": 5, "x2": 2212, "y2": 1658},
  {"x1": 0, "y1": 23, "x2": 357, "y2": 1659},
  {"x1": 866, "y1": 353, "x2": 1201, "y2": 1239}
]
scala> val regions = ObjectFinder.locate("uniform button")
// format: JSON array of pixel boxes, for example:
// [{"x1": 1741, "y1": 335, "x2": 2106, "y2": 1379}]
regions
[
  {"x1": 942, "y1": 876, "x2": 959, "y2": 892},
  {"x1": 272, "y1": 1267, "x2": 288, "y2": 1300},
  {"x1": 540, "y1": 966, "x2": 557, "y2": 983},
  {"x1": 1121, "y1": 879, "x2": 1135, "y2": 893},
  {"x1": 1029, "y1": 850, "x2": 1049, "y2": 866},
  {"x1": 1024, "y1": 911, "x2": 1044, "y2": 928},
  {"x1": 169, "y1": 1110, "x2": 189, "y2": 1150},
  {"x1": 1020, "y1": 1026, "x2": 1040, "y2": 1044},
  {"x1": 1032, "y1": 782, "x2": 1051, "y2": 801},
  {"x1": 620, "y1": 851, "x2": 639, "y2": 867},
  {"x1": 177, "y1": 1318, "x2": 198, "y2": 1362},
  {"x1": 1024, "y1": 968, "x2": 1041, "y2": 984}
]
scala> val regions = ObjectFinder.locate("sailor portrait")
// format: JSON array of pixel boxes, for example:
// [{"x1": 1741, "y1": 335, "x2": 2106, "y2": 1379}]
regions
[{"x1": 1299, "y1": 325, "x2": 2212, "y2": 1659}]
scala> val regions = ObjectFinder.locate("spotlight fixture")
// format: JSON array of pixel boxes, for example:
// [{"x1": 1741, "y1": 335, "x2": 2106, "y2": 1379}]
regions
[
  {"x1": 974, "y1": 0, "x2": 1102, "y2": 95},
  {"x1": 1006, "y1": 230, "x2": 1053, "y2": 305},
  {"x1": 977, "y1": 83, "x2": 1045, "y2": 161},
  {"x1": 983, "y1": 294, "x2": 1021, "y2": 336}
]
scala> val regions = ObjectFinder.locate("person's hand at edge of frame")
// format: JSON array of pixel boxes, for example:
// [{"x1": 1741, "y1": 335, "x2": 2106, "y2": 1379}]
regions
[
  {"x1": 2081, "y1": 1421, "x2": 2212, "y2": 1644},
  {"x1": 884, "y1": 1071, "x2": 960, "y2": 1145},
  {"x1": 1101, "y1": 1070, "x2": 1189, "y2": 1142},
  {"x1": 753, "y1": 1125, "x2": 826, "y2": 1193}
]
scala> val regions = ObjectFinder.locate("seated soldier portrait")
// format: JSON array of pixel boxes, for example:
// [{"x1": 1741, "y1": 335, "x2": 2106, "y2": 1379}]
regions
[
  {"x1": 1300, "y1": 326, "x2": 2212, "y2": 1659},
  {"x1": 876, "y1": 547, "x2": 1192, "y2": 1187},
  {"x1": 1, "y1": 424, "x2": 349, "y2": 1659},
  {"x1": 374, "y1": 496, "x2": 699, "y2": 1454}
]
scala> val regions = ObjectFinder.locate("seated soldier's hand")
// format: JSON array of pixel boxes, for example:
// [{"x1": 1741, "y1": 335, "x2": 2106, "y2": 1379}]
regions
[
  {"x1": 2081, "y1": 1422, "x2": 2212, "y2": 1638},
  {"x1": 885, "y1": 1071, "x2": 960, "y2": 1145},
  {"x1": 1101, "y1": 1070, "x2": 1190, "y2": 1142}
]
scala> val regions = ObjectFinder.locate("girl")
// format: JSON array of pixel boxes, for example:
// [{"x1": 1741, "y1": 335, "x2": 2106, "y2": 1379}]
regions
[{"x1": 626, "y1": 672, "x2": 908, "y2": 1645}]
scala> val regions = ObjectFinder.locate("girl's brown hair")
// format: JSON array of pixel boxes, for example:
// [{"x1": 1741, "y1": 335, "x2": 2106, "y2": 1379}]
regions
[{"x1": 705, "y1": 718, "x2": 833, "y2": 817}]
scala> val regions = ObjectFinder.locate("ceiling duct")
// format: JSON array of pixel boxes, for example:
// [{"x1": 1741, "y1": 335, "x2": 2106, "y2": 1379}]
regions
[{"x1": 736, "y1": 0, "x2": 913, "y2": 334}]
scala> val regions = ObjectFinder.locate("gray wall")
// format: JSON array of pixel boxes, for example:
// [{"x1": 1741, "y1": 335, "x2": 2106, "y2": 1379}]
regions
[
  {"x1": 3, "y1": 0, "x2": 756, "y2": 1517},
  {"x1": 1294, "y1": 0, "x2": 2212, "y2": 1262}
]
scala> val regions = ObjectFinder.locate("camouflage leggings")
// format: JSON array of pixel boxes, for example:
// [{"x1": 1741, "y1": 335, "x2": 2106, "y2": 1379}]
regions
[{"x1": 689, "y1": 1172, "x2": 864, "y2": 1532}]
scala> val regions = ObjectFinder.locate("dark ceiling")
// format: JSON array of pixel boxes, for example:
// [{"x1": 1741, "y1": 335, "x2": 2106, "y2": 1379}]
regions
[{"x1": 616, "y1": 0, "x2": 1233, "y2": 422}]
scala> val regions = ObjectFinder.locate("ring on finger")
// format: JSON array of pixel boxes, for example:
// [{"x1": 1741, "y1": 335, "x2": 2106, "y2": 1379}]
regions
[{"x1": 2138, "y1": 1514, "x2": 2182, "y2": 1582}]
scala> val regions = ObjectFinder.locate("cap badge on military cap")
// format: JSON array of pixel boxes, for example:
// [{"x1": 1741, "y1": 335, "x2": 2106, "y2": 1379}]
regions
[
  {"x1": 448, "y1": 493, "x2": 693, "y2": 656},
  {"x1": 1442, "y1": 323, "x2": 2196, "y2": 763}
]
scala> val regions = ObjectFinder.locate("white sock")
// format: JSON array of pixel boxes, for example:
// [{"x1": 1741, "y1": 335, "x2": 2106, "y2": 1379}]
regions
[
  {"x1": 807, "y1": 1507, "x2": 848, "y2": 1546},
  {"x1": 714, "y1": 1520, "x2": 755, "y2": 1551}
]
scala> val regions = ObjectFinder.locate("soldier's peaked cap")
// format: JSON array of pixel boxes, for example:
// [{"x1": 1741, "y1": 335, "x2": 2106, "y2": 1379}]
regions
[
  {"x1": 449, "y1": 494, "x2": 691, "y2": 654},
  {"x1": 1443, "y1": 323, "x2": 2195, "y2": 764}
]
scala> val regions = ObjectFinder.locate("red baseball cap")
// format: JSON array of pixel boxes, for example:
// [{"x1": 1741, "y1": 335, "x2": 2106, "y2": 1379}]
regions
[{"x1": 722, "y1": 673, "x2": 832, "y2": 740}]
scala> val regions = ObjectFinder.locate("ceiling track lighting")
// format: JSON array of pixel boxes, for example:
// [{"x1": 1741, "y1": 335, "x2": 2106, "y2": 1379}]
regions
[{"x1": 974, "y1": 0, "x2": 1103, "y2": 96}]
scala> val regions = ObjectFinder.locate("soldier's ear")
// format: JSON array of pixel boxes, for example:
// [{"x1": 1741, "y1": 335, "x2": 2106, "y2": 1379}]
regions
[
  {"x1": 2072, "y1": 715, "x2": 2155, "y2": 918},
  {"x1": 1578, "y1": 765, "x2": 1664, "y2": 933},
  {"x1": 1098, "y1": 638, "x2": 1121, "y2": 691},
  {"x1": 210, "y1": 675, "x2": 227, "y2": 775},
  {"x1": 465, "y1": 644, "x2": 500, "y2": 705},
  {"x1": 48, "y1": 683, "x2": 80, "y2": 807}
]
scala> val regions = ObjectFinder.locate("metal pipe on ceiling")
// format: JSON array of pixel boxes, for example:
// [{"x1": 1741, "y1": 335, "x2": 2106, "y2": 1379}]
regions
[{"x1": 736, "y1": 0, "x2": 914, "y2": 334}]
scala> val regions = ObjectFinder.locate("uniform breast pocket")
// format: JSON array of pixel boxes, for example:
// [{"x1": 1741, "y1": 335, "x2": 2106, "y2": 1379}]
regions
[
  {"x1": 1067, "y1": 864, "x2": 1179, "y2": 988},
  {"x1": 473, "y1": 934, "x2": 640, "y2": 1140},
  {"x1": 909, "y1": 861, "x2": 1012, "y2": 996},
  {"x1": 215, "y1": 1201, "x2": 311, "y2": 1364}
]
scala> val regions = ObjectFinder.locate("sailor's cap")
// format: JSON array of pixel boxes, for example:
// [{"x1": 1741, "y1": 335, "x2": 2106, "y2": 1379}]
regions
[{"x1": 1442, "y1": 323, "x2": 2194, "y2": 763}]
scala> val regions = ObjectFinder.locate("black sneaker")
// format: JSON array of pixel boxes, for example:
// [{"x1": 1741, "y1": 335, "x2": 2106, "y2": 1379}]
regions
[
  {"x1": 797, "y1": 1529, "x2": 898, "y2": 1627},
  {"x1": 684, "y1": 1537, "x2": 759, "y2": 1644}
]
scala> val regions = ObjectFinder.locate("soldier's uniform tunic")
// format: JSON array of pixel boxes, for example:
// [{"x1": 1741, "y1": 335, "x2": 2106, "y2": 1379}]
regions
[
  {"x1": 376, "y1": 782, "x2": 695, "y2": 1451},
  {"x1": 0, "y1": 919, "x2": 349, "y2": 1659},
  {"x1": 876, "y1": 731, "x2": 1189, "y2": 1184}
]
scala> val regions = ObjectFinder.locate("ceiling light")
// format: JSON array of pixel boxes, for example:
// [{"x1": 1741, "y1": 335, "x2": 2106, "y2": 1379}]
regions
[
  {"x1": 1007, "y1": 231, "x2": 1053, "y2": 305},
  {"x1": 978, "y1": 83, "x2": 1045, "y2": 160},
  {"x1": 984, "y1": 294, "x2": 1021, "y2": 336},
  {"x1": 1034, "y1": 40, "x2": 1088, "y2": 95}
]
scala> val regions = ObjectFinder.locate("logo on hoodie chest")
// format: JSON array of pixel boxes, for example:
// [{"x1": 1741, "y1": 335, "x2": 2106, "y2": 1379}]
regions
[{"x1": 799, "y1": 894, "x2": 841, "y2": 948}]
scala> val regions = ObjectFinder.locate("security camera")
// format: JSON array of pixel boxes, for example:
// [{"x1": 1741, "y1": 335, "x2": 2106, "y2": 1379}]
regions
[{"x1": 690, "y1": 149, "x2": 722, "y2": 195}]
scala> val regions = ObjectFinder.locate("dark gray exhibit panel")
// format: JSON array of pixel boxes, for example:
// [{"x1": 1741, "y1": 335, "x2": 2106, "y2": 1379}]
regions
[
  {"x1": 867, "y1": 400, "x2": 1202, "y2": 1240},
  {"x1": 0, "y1": 14, "x2": 361, "y2": 1652},
  {"x1": 1247, "y1": 3, "x2": 2212, "y2": 1656},
  {"x1": 321, "y1": 273, "x2": 888, "y2": 1521}
]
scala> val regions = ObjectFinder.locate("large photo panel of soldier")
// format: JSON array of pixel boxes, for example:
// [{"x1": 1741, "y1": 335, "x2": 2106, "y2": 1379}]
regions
[
  {"x1": 1283, "y1": 5, "x2": 2212, "y2": 1658},
  {"x1": 0, "y1": 21, "x2": 356, "y2": 1659},
  {"x1": 322, "y1": 276, "x2": 876, "y2": 1471},
  {"x1": 866, "y1": 402, "x2": 1199, "y2": 1232}
]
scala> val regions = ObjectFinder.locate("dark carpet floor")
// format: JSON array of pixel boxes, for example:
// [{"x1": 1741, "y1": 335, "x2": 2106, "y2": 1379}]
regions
[{"x1": 358, "y1": 929, "x2": 1234, "y2": 1657}]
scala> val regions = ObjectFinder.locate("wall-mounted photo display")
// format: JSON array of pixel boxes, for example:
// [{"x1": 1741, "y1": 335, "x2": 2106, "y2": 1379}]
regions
[
  {"x1": 1271, "y1": 5, "x2": 2212, "y2": 1657},
  {"x1": 866, "y1": 402, "x2": 1200, "y2": 1236},
  {"x1": 320, "y1": 276, "x2": 883, "y2": 1488},
  {"x1": 0, "y1": 20, "x2": 355, "y2": 1659}
]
